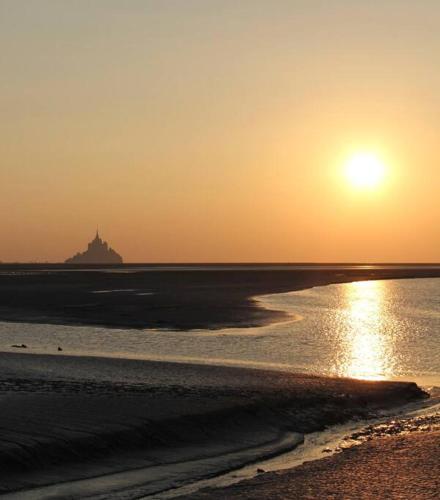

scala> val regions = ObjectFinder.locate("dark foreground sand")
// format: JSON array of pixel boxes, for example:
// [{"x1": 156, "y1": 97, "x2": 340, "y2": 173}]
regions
[
  {"x1": 0, "y1": 352, "x2": 427, "y2": 497},
  {"x1": 187, "y1": 415, "x2": 440, "y2": 499}
]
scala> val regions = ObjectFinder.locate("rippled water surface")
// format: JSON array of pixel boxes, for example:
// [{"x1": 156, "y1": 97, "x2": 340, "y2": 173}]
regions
[
  {"x1": 1, "y1": 278, "x2": 439, "y2": 385},
  {"x1": 264, "y1": 278, "x2": 440, "y2": 383}
]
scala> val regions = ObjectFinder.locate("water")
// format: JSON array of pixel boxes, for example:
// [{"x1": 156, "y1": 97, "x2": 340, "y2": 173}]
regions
[
  {"x1": 262, "y1": 278, "x2": 440, "y2": 384},
  {"x1": 1, "y1": 278, "x2": 439, "y2": 386}
]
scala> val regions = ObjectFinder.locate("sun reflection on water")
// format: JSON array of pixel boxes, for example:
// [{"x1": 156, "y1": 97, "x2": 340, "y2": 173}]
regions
[{"x1": 336, "y1": 280, "x2": 394, "y2": 380}]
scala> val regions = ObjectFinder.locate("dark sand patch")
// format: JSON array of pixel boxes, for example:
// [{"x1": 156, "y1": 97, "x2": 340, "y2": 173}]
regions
[
  {"x1": 0, "y1": 266, "x2": 439, "y2": 330},
  {"x1": 0, "y1": 353, "x2": 426, "y2": 495}
]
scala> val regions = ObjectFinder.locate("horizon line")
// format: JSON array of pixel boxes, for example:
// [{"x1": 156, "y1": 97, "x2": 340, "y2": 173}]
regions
[{"x1": 0, "y1": 261, "x2": 439, "y2": 267}]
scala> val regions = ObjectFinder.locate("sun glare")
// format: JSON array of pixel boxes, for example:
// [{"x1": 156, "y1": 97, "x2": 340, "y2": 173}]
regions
[{"x1": 345, "y1": 152, "x2": 386, "y2": 189}]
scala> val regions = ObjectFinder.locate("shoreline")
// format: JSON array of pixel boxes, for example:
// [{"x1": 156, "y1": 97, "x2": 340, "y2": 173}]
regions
[
  {"x1": 0, "y1": 352, "x2": 427, "y2": 497},
  {"x1": 185, "y1": 412, "x2": 440, "y2": 500},
  {"x1": 1, "y1": 275, "x2": 438, "y2": 388},
  {"x1": 0, "y1": 266, "x2": 439, "y2": 331},
  {"x1": 160, "y1": 392, "x2": 440, "y2": 499},
  {"x1": 0, "y1": 267, "x2": 439, "y2": 497}
]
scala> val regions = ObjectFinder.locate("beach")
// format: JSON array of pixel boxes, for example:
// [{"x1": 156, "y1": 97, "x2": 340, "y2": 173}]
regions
[
  {"x1": 1, "y1": 265, "x2": 439, "y2": 330},
  {"x1": 187, "y1": 415, "x2": 440, "y2": 499},
  {"x1": 0, "y1": 351, "x2": 427, "y2": 498},
  {"x1": 0, "y1": 266, "x2": 439, "y2": 498}
]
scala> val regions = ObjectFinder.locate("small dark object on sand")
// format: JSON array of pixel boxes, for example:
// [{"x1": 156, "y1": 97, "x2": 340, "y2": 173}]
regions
[
  {"x1": 11, "y1": 344, "x2": 27, "y2": 349},
  {"x1": 58, "y1": 346, "x2": 63, "y2": 351},
  {"x1": 257, "y1": 468, "x2": 265, "y2": 474}
]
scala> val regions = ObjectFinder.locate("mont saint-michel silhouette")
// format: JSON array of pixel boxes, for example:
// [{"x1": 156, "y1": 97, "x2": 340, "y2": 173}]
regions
[{"x1": 65, "y1": 230, "x2": 123, "y2": 264}]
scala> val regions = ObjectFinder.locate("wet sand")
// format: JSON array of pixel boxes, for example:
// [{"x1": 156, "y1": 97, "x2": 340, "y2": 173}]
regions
[
  {"x1": 0, "y1": 265, "x2": 439, "y2": 330},
  {"x1": 187, "y1": 414, "x2": 440, "y2": 499},
  {"x1": 1, "y1": 266, "x2": 439, "y2": 498},
  {"x1": 0, "y1": 352, "x2": 426, "y2": 496}
]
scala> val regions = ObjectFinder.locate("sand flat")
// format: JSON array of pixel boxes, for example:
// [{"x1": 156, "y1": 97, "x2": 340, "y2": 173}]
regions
[
  {"x1": 187, "y1": 428, "x2": 440, "y2": 499},
  {"x1": 1, "y1": 266, "x2": 439, "y2": 330},
  {"x1": 0, "y1": 351, "x2": 426, "y2": 496}
]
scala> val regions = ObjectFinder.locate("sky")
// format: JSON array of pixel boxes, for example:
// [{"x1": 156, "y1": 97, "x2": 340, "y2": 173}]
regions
[{"x1": 1, "y1": 0, "x2": 439, "y2": 262}]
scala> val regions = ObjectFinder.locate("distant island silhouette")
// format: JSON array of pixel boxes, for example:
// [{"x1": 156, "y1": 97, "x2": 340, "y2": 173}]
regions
[{"x1": 65, "y1": 231, "x2": 123, "y2": 264}]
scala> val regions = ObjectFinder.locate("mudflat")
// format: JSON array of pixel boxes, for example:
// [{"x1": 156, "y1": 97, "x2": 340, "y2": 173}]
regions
[
  {"x1": 0, "y1": 265, "x2": 439, "y2": 330},
  {"x1": 0, "y1": 352, "x2": 426, "y2": 495}
]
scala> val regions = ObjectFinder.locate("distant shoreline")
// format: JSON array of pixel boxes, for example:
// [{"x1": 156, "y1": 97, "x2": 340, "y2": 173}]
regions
[
  {"x1": 0, "y1": 266, "x2": 440, "y2": 331},
  {"x1": 0, "y1": 265, "x2": 439, "y2": 331},
  {"x1": 1, "y1": 262, "x2": 440, "y2": 266}
]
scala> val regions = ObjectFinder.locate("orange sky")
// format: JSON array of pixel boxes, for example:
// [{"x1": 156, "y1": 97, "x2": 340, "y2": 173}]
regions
[{"x1": 1, "y1": 1, "x2": 439, "y2": 262}]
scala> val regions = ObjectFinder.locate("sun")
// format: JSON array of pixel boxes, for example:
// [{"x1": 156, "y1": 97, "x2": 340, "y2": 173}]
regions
[{"x1": 344, "y1": 152, "x2": 386, "y2": 189}]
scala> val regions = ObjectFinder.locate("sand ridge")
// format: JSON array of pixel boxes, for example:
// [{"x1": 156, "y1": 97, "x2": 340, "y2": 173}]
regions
[{"x1": 0, "y1": 352, "x2": 427, "y2": 496}]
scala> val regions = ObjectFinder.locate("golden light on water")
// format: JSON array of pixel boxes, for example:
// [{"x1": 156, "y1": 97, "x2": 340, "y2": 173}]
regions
[
  {"x1": 344, "y1": 152, "x2": 386, "y2": 189},
  {"x1": 338, "y1": 280, "x2": 394, "y2": 380}
]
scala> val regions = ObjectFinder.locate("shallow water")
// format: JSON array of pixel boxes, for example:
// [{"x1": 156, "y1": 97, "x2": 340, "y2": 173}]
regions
[
  {"x1": 151, "y1": 388, "x2": 440, "y2": 500},
  {"x1": 0, "y1": 278, "x2": 439, "y2": 386}
]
